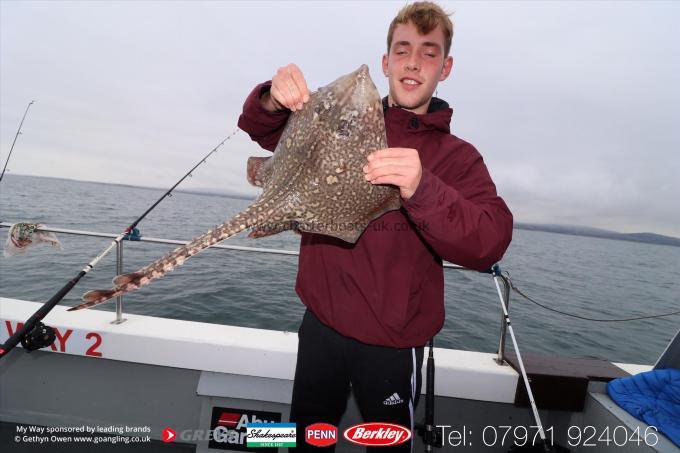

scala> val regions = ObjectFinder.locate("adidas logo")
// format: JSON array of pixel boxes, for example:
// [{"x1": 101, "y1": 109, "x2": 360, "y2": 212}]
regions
[{"x1": 382, "y1": 392, "x2": 404, "y2": 406}]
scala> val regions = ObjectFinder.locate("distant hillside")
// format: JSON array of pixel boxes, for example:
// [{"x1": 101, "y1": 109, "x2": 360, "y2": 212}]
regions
[
  {"x1": 175, "y1": 187, "x2": 256, "y2": 200},
  {"x1": 5, "y1": 173, "x2": 258, "y2": 201},
  {"x1": 515, "y1": 223, "x2": 680, "y2": 247}
]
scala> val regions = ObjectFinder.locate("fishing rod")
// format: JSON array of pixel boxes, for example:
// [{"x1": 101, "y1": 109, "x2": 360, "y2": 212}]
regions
[
  {"x1": 0, "y1": 100, "x2": 35, "y2": 183},
  {"x1": 0, "y1": 130, "x2": 239, "y2": 360},
  {"x1": 492, "y1": 264, "x2": 561, "y2": 453},
  {"x1": 416, "y1": 338, "x2": 441, "y2": 452}
]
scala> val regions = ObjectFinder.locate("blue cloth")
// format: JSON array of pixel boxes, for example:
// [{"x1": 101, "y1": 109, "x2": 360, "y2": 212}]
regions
[{"x1": 607, "y1": 368, "x2": 680, "y2": 447}]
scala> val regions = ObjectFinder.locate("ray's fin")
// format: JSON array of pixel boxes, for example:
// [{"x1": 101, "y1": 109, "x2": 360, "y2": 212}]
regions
[
  {"x1": 113, "y1": 271, "x2": 145, "y2": 287},
  {"x1": 68, "y1": 289, "x2": 122, "y2": 311},
  {"x1": 247, "y1": 156, "x2": 271, "y2": 187}
]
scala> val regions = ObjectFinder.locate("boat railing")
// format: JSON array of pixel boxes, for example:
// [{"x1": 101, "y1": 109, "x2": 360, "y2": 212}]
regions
[{"x1": 0, "y1": 222, "x2": 512, "y2": 364}]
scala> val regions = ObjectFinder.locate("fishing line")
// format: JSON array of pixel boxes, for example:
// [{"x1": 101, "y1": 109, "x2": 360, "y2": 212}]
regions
[
  {"x1": 0, "y1": 100, "x2": 35, "y2": 183},
  {"x1": 0, "y1": 129, "x2": 240, "y2": 359},
  {"x1": 504, "y1": 272, "x2": 680, "y2": 322}
]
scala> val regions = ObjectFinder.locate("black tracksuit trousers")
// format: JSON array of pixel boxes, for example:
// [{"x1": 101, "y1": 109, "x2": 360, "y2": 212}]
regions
[{"x1": 290, "y1": 310, "x2": 425, "y2": 452}]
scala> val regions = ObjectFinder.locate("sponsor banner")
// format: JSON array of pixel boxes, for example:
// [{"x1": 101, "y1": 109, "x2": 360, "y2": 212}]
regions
[
  {"x1": 247, "y1": 423, "x2": 296, "y2": 448},
  {"x1": 208, "y1": 407, "x2": 282, "y2": 451},
  {"x1": 344, "y1": 422, "x2": 411, "y2": 447},
  {"x1": 305, "y1": 423, "x2": 338, "y2": 447}
]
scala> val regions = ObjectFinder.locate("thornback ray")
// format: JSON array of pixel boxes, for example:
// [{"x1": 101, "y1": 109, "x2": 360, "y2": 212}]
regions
[{"x1": 70, "y1": 64, "x2": 400, "y2": 312}]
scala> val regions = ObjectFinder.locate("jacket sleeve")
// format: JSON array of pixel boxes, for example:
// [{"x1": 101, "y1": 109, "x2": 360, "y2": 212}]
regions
[
  {"x1": 237, "y1": 81, "x2": 291, "y2": 152},
  {"x1": 402, "y1": 144, "x2": 513, "y2": 271}
]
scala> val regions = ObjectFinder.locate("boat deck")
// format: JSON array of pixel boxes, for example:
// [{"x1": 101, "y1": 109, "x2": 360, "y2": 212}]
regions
[{"x1": 2, "y1": 297, "x2": 676, "y2": 453}]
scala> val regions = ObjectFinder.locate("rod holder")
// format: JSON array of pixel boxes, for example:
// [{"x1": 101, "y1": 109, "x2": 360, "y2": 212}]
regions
[
  {"x1": 494, "y1": 265, "x2": 511, "y2": 365},
  {"x1": 112, "y1": 240, "x2": 126, "y2": 325}
]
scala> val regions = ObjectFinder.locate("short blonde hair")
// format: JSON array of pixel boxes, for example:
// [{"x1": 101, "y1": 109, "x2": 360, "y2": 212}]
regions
[{"x1": 387, "y1": 2, "x2": 454, "y2": 57}]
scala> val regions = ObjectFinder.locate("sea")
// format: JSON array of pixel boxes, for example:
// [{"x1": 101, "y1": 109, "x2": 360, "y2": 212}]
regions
[{"x1": 0, "y1": 174, "x2": 678, "y2": 365}]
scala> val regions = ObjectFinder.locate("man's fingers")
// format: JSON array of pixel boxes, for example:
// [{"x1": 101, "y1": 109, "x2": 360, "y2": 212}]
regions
[
  {"x1": 286, "y1": 64, "x2": 310, "y2": 109},
  {"x1": 364, "y1": 156, "x2": 417, "y2": 171},
  {"x1": 272, "y1": 67, "x2": 295, "y2": 110},
  {"x1": 364, "y1": 164, "x2": 413, "y2": 181},
  {"x1": 368, "y1": 174, "x2": 406, "y2": 187},
  {"x1": 289, "y1": 68, "x2": 310, "y2": 102},
  {"x1": 270, "y1": 84, "x2": 292, "y2": 111},
  {"x1": 368, "y1": 148, "x2": 417, "y2": 160},
  {"x1": 272, "y1": 64, "x2": 310, "y2": 111},
  {"x1": 283, "y1": 76, "x2": 304, "y2": 111}
]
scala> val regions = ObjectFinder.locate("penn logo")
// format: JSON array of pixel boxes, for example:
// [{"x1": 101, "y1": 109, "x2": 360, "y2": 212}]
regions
[
  {"x1": 305, "y1": 423, "x2": 338, "y2": 447},
  {"x1": 343, "y1": 422, "x2": 411, "y2": 447}
]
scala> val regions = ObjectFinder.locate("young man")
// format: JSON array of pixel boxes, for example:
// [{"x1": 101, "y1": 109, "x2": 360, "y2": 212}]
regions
[{"x1": 238, "y1": 2, "x2": 513, "y2": 451}]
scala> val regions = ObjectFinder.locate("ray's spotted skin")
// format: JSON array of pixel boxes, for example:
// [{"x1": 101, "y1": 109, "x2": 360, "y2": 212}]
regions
[{"x1": 71, "y1": 65, "x2": 400, "y2": 312}]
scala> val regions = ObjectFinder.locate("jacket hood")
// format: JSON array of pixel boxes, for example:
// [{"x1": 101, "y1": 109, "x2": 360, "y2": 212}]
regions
[{"x1": 382, "y1": 96, "x2": 452, "y2": 134}]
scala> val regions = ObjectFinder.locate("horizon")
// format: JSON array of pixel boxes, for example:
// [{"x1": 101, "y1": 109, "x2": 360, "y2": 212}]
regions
[{"x1": 4, "y1": 172, "x2": 678, "y2": 241}]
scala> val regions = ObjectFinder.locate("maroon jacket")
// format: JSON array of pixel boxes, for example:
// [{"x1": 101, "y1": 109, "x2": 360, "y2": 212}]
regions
[{"x1": 238, "y1": 82, "x2": 513, "y2": 348}]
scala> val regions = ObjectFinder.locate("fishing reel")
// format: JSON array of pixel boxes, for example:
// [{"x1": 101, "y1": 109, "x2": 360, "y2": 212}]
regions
[
  {"x1": 20, "y1": 322, "x2": 56, "y2": 352},
  {"x1": 415, "y1": 422, "x2": 443, "y2": 450}
]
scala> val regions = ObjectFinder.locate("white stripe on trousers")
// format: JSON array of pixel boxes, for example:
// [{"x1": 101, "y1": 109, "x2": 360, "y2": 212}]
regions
[{"x1": 409, "y1": 347, "x2": 416, "y2": 453}]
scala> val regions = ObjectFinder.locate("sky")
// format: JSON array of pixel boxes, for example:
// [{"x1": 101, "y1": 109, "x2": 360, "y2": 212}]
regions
[{"x1": 1, "y1": 1, "x2": 679, "y2": 237}]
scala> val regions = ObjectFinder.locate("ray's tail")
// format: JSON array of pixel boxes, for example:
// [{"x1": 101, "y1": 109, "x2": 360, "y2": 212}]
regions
[{"x1": 69, "y1": 204, "x2": 266, "y2": 311}]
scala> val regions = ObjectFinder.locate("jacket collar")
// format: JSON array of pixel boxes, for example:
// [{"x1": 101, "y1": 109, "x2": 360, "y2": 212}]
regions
[{"x1": 382, "y1": 96, "x2": 452, "y2": 133}]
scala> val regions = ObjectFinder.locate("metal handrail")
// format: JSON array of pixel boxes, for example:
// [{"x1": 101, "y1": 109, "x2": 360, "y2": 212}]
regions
[
  {"x1": 0, "y1": 222, "x2": 508, "y2": 356},
  {"x1": 0, "y1": 223, "x2": 300, "y2": 256},
  {"x1": 0, "y1": 222, "x2": 474, "y2": 267}
]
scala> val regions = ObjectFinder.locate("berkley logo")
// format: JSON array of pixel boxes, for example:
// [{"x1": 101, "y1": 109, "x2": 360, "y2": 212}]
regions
[
  {"x1": 305, "y1": 423, "x2": 338, "y2": 447},
  {"x1": 343, "y1": 423, "x2": 411, "y2": 447}
]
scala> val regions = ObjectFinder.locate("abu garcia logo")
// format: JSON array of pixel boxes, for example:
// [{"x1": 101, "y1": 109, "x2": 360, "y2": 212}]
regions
[{"x1": 207, "y1": 407, "x2": 282, "y2": 451}]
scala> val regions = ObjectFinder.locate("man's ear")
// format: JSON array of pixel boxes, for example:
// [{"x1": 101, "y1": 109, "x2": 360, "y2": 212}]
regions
[
  {"x1": 439, "y1": 56, "x2": 454, "y2": 81},
  {"x1": 382, "y1": 54, "x2": 389, "y2": 76}
]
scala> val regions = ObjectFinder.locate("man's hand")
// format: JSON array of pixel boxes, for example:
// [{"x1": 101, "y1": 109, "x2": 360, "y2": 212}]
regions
[
  {"x1": 261, "y1": 64, "x2": 311, "y2": 113},
  {"x1": 363, "y1": 148, "x2": 422, "y2": 200}
]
